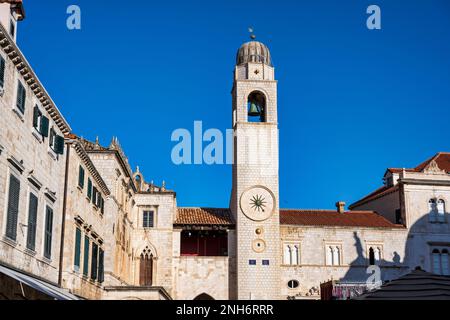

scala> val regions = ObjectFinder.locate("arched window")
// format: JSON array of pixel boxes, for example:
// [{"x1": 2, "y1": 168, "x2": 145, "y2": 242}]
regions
[
  {"x1": 437, "y1": 200, "x2": 446, "y2": 222},
  {"x1": 432, "y1": 249, "x2": 441, "y2": 275},
  {"x1": 139, "y1": 247, "x2": 153, "y2": 286},
  {"x1": 292, "y1": 245, "x2": 299, "y2": 265},
  {"x1": 369, "y1": 247, "x2": 375, "y2": 265},
  {"x1": 326, "y1": 246, "x2": 333, "y2": 266},
  {"x1": 247, "y1": 91, "x2": 266, "y2": 123},
  {"x1": 374, "y1": 247, "x2": 381, "y2": 262},
  {"x1": 332, "y1": 246, "x2": 341, "y2": 266},
  {"x1": 442, "y1": 249, "x2": 449, "y2": 276},
  {"x1": 284, "y1": 245, "x2": 291, "y2": 265}
]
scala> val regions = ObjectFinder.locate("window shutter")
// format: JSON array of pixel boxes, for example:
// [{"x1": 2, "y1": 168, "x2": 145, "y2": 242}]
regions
[
  {"x1": 100, "y1": 196, "x2": 104, "y2": 214},
  {"x1": 98, "y1": 249, "x2": 104, "y2": 283},
  {"x1": 33, "y1": 106, "x2": 40, "y2": 129},
  {"x1": 92, "y1": 187, "x2": 98, "y2": 205},
  {"x1": 26, "y1": 193, "x2": 38, "y2": 251},
  {"x1": 16, "y1": 82, "x2": 26, "y2": 113},
  {"x1": 6, "y1": 174, "x2": 20, "y2": 241},
  {"x1": 44, "y1": 206, "x2": 53, "y2": 259},
  {"x1": 49, "y1": 128, "x2": 55, "y2": 148},
  {"x1": 55, "y1": 135, "x2": 65, "y2": 155},
  {"x1": 91, "y1": 243, "x2": 98, "y2": 281},
  {"x1": 78, "y1": 166, "x2": 85, "y2": 189},
  {"x1": 149, "y1": 211, "x2": 154, "y2": 228},
  {"x1": 83, "y1": 236, "x2": 90, "y2": 276},
  {"x1": 0, "y1": 56, "x2": 5, "y2": 87},
  {"x1": 87, "y1": 178, "x2": 92, "y2": 200},
  {"x1": 74, "y1": 228, "x2": 82, "y2": 270},
  {"x1": 40, "y1": 116, "x2": 49, "y2": 137}
]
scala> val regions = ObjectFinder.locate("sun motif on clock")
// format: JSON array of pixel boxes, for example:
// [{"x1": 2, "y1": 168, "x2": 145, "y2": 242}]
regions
[
  {"x1": 240, "y1": 186, "x2": 275, "y2": 221},
  {"x1": 250, "y1": 194, "x2": 266, "y2": 212}
]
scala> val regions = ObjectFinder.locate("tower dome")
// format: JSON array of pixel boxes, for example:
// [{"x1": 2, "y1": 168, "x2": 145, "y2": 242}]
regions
[{"x1": 236, "y1": 41, "x2": 272, "y2": 66}]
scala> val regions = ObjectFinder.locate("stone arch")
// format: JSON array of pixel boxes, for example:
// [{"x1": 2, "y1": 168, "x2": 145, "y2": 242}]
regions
[{"x1": 193, "y1": 293, "x2": 215, "y2": 300}]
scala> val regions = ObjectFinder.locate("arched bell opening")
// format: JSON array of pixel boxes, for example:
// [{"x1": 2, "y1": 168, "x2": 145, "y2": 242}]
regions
[{"x1": 247, "y1": 91, "x2": 266, "y2": 123}]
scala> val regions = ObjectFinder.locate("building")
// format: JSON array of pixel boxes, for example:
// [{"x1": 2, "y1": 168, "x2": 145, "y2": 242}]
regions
[{"x1": 0, "y1": 1, "x2": 449, "y2": 300}]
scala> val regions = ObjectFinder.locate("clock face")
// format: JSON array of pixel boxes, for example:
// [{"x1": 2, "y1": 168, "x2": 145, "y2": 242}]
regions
[{"x1": 240, "y1": 186, "x2": 275, "y2": 221}]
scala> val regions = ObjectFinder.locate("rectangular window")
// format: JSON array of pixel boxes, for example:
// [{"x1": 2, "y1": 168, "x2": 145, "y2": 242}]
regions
[
  {"x1": 0, "y1": 55, "x2": 5, "y2": 87},
  {"x1": 6, "y1": 174, "x2": 20, "y2": 241},
  {"x1": 78, "y1": 166, "x2": 85, "y2": 189},
  {"x1": 26, "y1": 193, "x2": 38, "y2": 251},
  {"x1": 92, "y1": 187, "x2": 98, "y2": 206},
  {"x1": 74, "y1": 228, "x2": 82, "y2": 271},
  {"x1": 143, "y1": 210, "x2": 154, "y2": 228},
  {"x1": 249, "y1": 259, "x2": 257, "y2": 265},
  {"x1": 91, "y1": 243, "x2": 98, "y2": 281},
  {"x1": 32, "y1": 106, "x2": 49, "y2": 137},
  {"x1": 98, "y1": 248, "x2": 104, "y2": 283},
  {"x1": 83, "y1": 235, "x2": 90, "y2": 276},
  {"x1": 43, "y1": 206, "x2": 53, "y2": 259},
  {"x1": 262, "y1": 260, "x2": 270, "y2": 266},
  {"x1": 16, "y1": 81, "x2": 26, "y2": 113},
  {"x1": 87, "y1": 178, "x2": 92, "y2": 200},
  {"x1": 49, "y1": 128, "x2": 64, "y2": 155}
]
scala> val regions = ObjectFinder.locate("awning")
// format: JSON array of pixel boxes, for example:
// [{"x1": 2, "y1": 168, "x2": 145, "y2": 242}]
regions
[{"x1": 0, "y1": 264, "x2": 80, "y2": 300}]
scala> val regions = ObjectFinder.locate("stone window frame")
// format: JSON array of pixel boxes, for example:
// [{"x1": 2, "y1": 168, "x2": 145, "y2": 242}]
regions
[
  {"x1": 429, "y1": 196, "x2": 447, "y2": 224},
  {"x1": 282, "y1": 242, "x2": 301, "y2": 266},
  {"x1": 24, "y1": 183, "x2": 40, "y2": 255},
  {"x1": 324, "y1": 242, "x2": 343, "y2": 266},
  {"x1": 140, "y1": 205, "x2": 158, "y2": 230},
  {"x1": 365, "y1": 242, "x2": 384, "y2": 266},
  {"x1": 2, "y1": 165, "x2": 22, "y2": 246}
]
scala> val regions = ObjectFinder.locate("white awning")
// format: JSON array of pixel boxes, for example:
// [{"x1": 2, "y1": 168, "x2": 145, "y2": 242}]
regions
[{"x1": 0, "y1": 264, "x2": 80, "y2": 300}]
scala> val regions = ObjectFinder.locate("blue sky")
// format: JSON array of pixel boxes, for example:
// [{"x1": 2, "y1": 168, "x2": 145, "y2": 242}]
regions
[{"x1": 18, "y1": 0, "x2": 450, "y2": 209}]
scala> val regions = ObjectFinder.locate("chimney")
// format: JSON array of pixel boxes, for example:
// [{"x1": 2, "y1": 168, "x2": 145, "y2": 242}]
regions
[{"x1": 336, "y1": 201, "x2": 346, "y2": 214}]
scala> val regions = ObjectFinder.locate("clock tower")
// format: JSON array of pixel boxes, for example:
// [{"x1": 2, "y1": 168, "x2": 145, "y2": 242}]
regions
[{"x1": 230, "y1": 40, "x2": 280, "y2": 300}]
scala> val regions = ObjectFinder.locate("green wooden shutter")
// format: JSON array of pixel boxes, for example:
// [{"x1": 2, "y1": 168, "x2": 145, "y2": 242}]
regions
[
  {"x1": 26, "y1": 193, "x2": 38, "y2": 251},
  {"x1": 92, "y1": 187, "x2": 97, "y2": 205},
  {"x1": 100, "y1": 196, "x2": 104, "y2": 214},
  {"x1": 78, "y1": 166, "x2": 85, "y2": 189},
  {"x1": 16, "y1": 81, "x2": 26, "y2": 113},
  {"x1": 6, "y1": 174, "x2": 20, "y2": 241},
  {"x1": 91, "y1": 243, "x2": 98, "y2": 280},
  {"x1": 98, "y1": 249, "x2": 104, "y2": 283},
  {"x1": 55, "y1": 135, "x2": 65, "y2": 155},
  {"x1": 44, "y1": 206, "x2": 53, "y2": 259},
  {"x1": 32, "y1": 106, "x2": 40, "y2": 129},
  {"x1": 87, "y1": 178, "x2": 92, "y2": 200},
  {"x1": 0, "y1": 56, "x2": 5, "y2": 87},
  {"x1": 83, "y1": 235, "x2": 90, "y2": 276},
  {"x1": 40, "y1": 116, "x2": 49, "y2": 137},
  {"x1": 74, "y1": 228, "x2": 82, "y2": 270}
]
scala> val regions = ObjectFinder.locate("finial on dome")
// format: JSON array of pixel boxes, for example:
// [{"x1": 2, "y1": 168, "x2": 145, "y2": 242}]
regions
[{"x1": 248, "y1": 27, "x2": 256, "y2": 40}]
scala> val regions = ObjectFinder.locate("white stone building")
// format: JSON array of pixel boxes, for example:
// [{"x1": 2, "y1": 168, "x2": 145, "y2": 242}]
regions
[{"x1": 0, "y1": 1, "x2": 449, "y2": 300}]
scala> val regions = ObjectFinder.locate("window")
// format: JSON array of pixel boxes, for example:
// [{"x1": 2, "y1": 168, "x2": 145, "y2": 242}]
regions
[
  {"x1": 74, "y1": 228, "x2": 82, "y2": 272},
  {"x1": 430, "y1": 199, "x2": 446, "y2": 223},
  {"x1": 5, "y1": 174, "x2": 20, "y2": 241},
  {"x1": 49, "y1": 128, "x2": 65, "y2": 155},
  {"x1": 0, "y1": 55, "x2": 5, "y2": 88},
  {"x1": 287, "y1": 280, "x2": 299, "y2": 289},
  {"x1": 9, "y1": 19, "x2": 15, "y2": 38},
  {"x1": 143, "y1": 210, "x2": 154, "y2": 228},
  {"x1": 87, "y1": 178, "x2": 92, "y2": 200},
  {"x1": 432, "y1": 248, "x2": 450, "y2": 276},
  {"x1": 395, "y1": 208, "x2": 402, "y2": 224},
  {"x1": 437, "y1": 200, "x2": 446, "y2": 222},
  {"x1": 43, "y1": 206, "x2": 53, "y2": 259},
  {"x1": 283, "y1": 244, "x2": 291, "y2": 265},
  {"x1": 26, "y1": 193, "x2": 38, "y2": 251},
  {"x1": 83, "y1": 235, "x2": 90, "y2": 276},
  {"x1": 369, "y1": 247, "x2": 375, "y2": 265},
  {"x1": 283, "y1": 244, "x2": 300, "y2": 265},
  {"x1": 16, "y1": 81, "x2": 26, "y2": 113},
  {"x1": 91, "y1": 243, "x2": 98, "y2": 281},
  {"x1": 92, "y1": 186, "x2": 98, "y2": 206},
  {"x1": 139, "y1": 247, "x2": 153, "y2": 286},
  {"x1": 32, "y1": 106, "x2": 49, "y2": 137},
  {"x1": 326, "y1": 245, "x2": 341, "y2": 266},
  {"x1": 262, "y1": 260, "x2": 270, "y2": 266},
  {"x1": 98, "y1": 248, "x2": 104, "y2": 283},
  {"x1": 78, "y1": 166, "x2": 85, "y2": 189}
]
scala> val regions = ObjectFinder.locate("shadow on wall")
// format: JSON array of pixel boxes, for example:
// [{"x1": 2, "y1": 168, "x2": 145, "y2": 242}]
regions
[{"x1": 341, "y1": 212, "x2": 449, "y2": 284}]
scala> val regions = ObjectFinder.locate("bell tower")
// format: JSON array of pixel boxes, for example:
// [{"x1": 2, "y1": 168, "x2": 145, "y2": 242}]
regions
[{"x1": 230, "y1": 39, "x2": 280, "y2": 300}]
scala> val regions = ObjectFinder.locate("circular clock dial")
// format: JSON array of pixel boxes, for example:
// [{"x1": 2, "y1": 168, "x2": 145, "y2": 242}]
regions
[{"x1": 240, "y1": 186, "x2": 275, "y2": 221}]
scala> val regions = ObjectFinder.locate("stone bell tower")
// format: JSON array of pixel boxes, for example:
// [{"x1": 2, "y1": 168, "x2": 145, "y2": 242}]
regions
[{"x1": 230, "y1": 39, "x2": 280, "y2": 300}]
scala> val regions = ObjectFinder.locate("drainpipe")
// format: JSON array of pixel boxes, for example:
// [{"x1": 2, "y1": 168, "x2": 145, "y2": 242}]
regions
[{"x1": 58, "y1": 142, "x2": 71, "y2": 286}]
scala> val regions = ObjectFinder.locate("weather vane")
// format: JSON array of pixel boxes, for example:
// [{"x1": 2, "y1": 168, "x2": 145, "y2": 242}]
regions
[{"x1": 248, "y1": 27, "x2": 256, "y2": 40}]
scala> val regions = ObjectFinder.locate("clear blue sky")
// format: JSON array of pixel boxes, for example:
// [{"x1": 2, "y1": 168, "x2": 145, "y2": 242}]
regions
[{"x1": 18, "y1": 0, "x2": 450, "y2": 209}]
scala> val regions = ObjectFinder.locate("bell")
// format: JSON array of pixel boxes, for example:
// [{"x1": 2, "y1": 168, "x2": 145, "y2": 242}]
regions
[{"x1": 248, "y1": 102, "x2": 261, "y2": 116}]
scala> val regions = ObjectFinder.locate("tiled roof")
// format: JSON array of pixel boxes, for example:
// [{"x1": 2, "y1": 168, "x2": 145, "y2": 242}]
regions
[
  {"x1": 349, "y1": 184, "x2": 399, "y2": 209},
  {"x1": 357, "y1": 269, "x2": 450, "y2": 300},
  {"x1": 279, "y1": 209, "x2": 402, "y2": 228},
  {"x1": 388, "y1": 152, "x2": 450, "y2": 174},
  {"x1": 175, "y1": 208, "x2": 234, "y2": 225}
]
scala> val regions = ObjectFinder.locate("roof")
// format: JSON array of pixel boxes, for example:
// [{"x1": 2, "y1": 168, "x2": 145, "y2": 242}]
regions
[
  {"x1": 387, "y1": 152, "x2": 450, "y2": 174},
  {"x1": 357, "y1": 269, "x2": 450, "y2": 300},
  {"x1": 236, "y1": 41, "x2": 272, "y2": 66},
  {"x1": 349, "y1": 184, "x2": 399, "y2": 209},
  {"x1": 0, "y1": 0, "x2": 25, "y2": 20},
  {"x1": 175, "y1": 208, "x2": 234, "y2": 226},
  {"x1": 280, "y1": 209, "x2": 402, "y2": 228}
]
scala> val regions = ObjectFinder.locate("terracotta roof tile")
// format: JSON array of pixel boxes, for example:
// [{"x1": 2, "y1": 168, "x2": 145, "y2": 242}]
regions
[
  {"x1": 388, "y1": 152, "x2": 450, "y2": 174},
  {"x1": 175, "y1": 208, "x2": 234, "y2": 225},
  {"x1": 279, "y1": 209, "x2": 402, "y2": 228}
]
